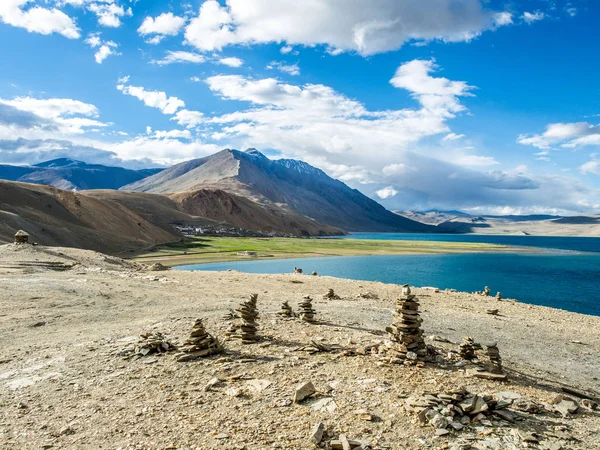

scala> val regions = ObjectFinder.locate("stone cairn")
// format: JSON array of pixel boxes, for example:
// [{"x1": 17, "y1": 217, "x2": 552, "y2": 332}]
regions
[
  {"x1": 323, "y1": 288, "x2": 340, "y2": 300},
  {"x1": 298, "y1": 295, "x2": 317, "y2": 323},
  {"x1": 277, "y1": 301, "x2": 293, "y2": 317},
  {"x1": 485, "y1": 343, "x2": 504, "y2": 374},
  {"x1": 386, "y1": 285, "x2": 427, "y2": 362},
  {"x1": 236, "y1": 294, "x2": 260, "y2": 344},
  {"x1": 459, "y1": 337, "x2": 477, "y2": 360},
  {"x1": 496, "y1": 292, "x2": 502, "y2": 300},
  {"x1": 14, "y1": 230, "x2": 29, "y2": 244},
  {"x1": 484, "y1": 286, "x2": 490, "y2": 296},
  {"x1": 177, "y1": 319, "x2": 220, "y2": 362}
]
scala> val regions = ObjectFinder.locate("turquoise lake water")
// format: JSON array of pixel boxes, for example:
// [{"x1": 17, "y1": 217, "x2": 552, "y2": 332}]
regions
[{"x1": 177, "y1": 234, "x2": 600, "y2": 316}]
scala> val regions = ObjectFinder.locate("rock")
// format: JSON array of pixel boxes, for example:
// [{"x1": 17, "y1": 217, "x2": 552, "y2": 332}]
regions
[
  {"x1": 339, "y1": 434, "x2": 352, "y2": 450},
  {"x1": 432, "y1": 414, "x2": 449, "y2": 429},
  {"x1": 435, "y1": 428, "x2": 450, "y2": 436},
  {"x1": 205, "y1": 377, "x2": 223, "y2": 391},
  {"x1": 294, "y1": 381, "x2": 316, "y2": 403},
  {"x1": 245, "y1": 379, "x2": 272, "y2": 394},
  {"x1": 309, "y1": 422, "x2": 325, "y2": 445},
  {"x1": 330, "y1": 438, "x2": 363, "y2": 449},
  {"x1": 214, "y1": 433, "x2": 229, "y2": 440},
  {"x1": 225, "y1": 387, "x2": 242, "y2": 397},
  {"x1": 554, "y1": 399, "x2": 578, "y2": 416},
  {"x1": 311, "y1": 397, "x2": 337, "y2": 413}
]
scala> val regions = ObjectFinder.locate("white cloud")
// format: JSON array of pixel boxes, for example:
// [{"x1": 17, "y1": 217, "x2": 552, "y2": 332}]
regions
[
  {"x1": 153, "y1": 129, "x2": 192, "y2": 140},
  {"x1": 183, "y1": 0, "x2": 513, "y2": 56},
  {"x1": 566, "y1": 7, "x2": 577, "y2": 17},
  {"x1": 152, "y1": 51, "x2": 206, "y2": 65},
  {"x1": 518, "y1": 122, "x2": 600, "y2": 149},
  {"x1": 493, "y1": 12, "x2": 513, "y2": 26},
  {"x1": 0, "y1": 96, "x2": 110, "y2": 139},
  {"x1": 521, "y1": 11, "x2": 545, "y2": 24},
  {"x1": 280, "y1": 45, "x2": 293, "y2": 54},
  {"x1": 1, "y1": 97, "x2": 99, "y2": 119},
  {"x1": 87, "y1": 1, "x2": 131, "y2": 28},
  {"x1": 0, "y1": 0, "x2": 80, "y2": 38},
  {"x1": 443, "y1": 132, "x2": 465, "y2": 141},
  {"x1": 85, "y1": 33, "x2": 119, "y2": 64},
  {"x1": 266, "y1": 61, "x2": 300, "y2": 76},
  {"x1": 218, "y1": 57, "x2": 244, "y2": 67},
  {"x1": 376, "y1": 186, "x2": 398, "y2": 199},
  {"x1": 580, "y1": 158, "x2": 600, "y2": 176},
  {"x1": 116, "y1": 81, "x2": 185, "y2": 115},
  {"x1": 171, "y1": 110, "x2": 204, "y2": 128},
  {"x1": 138, "y1": 12, "x2": 186, "y2": 40}
]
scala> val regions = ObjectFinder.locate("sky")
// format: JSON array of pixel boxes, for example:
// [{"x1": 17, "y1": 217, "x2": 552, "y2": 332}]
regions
[{"x1": 0, "y1": 0, "x2": 599, "y2": 215}]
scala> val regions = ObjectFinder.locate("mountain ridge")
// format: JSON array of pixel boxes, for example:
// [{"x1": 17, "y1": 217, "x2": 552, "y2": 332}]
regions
[
  {"x1": 122, "y1": 149, "x2": 432, "y2": 233},
  {"x1": 0, "y1": 158, "x2": 163, "y2": 191}
]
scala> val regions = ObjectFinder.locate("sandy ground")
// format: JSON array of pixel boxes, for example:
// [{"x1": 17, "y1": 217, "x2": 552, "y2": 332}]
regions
[{"x1": 0, "y1": 244, "x2": 599, "y2": 449}]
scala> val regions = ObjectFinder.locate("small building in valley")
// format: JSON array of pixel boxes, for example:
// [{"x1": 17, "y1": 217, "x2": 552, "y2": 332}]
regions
[{"x1": 14, "y1": 230, "x2": 29, "y2": 244}]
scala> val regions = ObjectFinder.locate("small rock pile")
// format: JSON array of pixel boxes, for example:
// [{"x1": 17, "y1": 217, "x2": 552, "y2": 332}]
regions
[
  {"x1": 298, "y1": 295, "x2": 317, "y2": 323},
  {"x1": 222, "y1": 309, "x2": 239, "y2": 321},
  {"x1": 236, "y1": 293, "x2": 260, "y2": 343},
  {"x1": 323, "y1": 288, "x2": 340, "y2": 300},
  {"x1": 385, "y1": 285, "x2": 427, "y2": 362},
  {"x1": 484, "y1": 286, "x2": 490, "y2": 296},
  {"x1": 459, "y1": 337, "x2": 477, "y2": 360},
  {"x1": 147, "y1": 262, "x2": 168, "y2": 271},
  {"x1": 496, "y1": 291, "x2": 502, "y2": 300},
  {"x1": 405, "y1": 389, "x2": 514, "y2": 436},
  {"x1": 126, "y1": 332, "x2": 177, "y2": 358},
  {"x1": 277, "y1": 301, "x2": 293, "y2": 317},
  {"x1": 177, "y1": 319, "x2": 220, "y2": 362},
  {"x1": 485, "y1": 342, "x2": 504, "y2": 374}
]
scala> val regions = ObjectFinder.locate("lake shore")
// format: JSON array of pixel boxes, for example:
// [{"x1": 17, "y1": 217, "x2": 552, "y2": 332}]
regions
[
  {"x1": 132, "y1": 236, "x2": 532, "y2": 267},
  {"x1": 1, "y1": 243, "x2": 598, "y2": 449}
]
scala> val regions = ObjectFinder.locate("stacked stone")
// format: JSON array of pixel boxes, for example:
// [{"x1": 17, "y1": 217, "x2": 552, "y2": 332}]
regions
[
  {"x1": 386, "y1": 285, "x2": 427, "y2": 360},
  {"x1": 484, "y1": 286, "x2": 490, "y2": 296},
  {"x1": 496, "y1": 292, "x2": 502, "y2": 301},
  {"x1": 298, "y1": 295, "x2": 317, "y2": 323},
  {"x1": 485, "y1": 343, "x2": 503, "y2": 374},
  {"x1": 277, "y1": 301, "x2": 293, "y2": 317},
  {"x1": 14, "y1": 230, "x2": 29, "y2": 244},
  {"x1": 235, "y1": 294, "x2": 260, "y2": 344},
  {"x1": 323, "y1": 288, "x2": 340, "y2": 300},
  {"x1": 177, "y1": 319, "x2": 219, "y2": 362},
  {"x1": 459, "y1": 337, "x2": 476, "y2": 360}
]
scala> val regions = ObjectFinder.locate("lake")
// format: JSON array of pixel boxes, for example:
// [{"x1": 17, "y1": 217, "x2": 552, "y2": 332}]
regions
[{"x1": 177, "y1": 234, "x2": 600, "y2": 316}]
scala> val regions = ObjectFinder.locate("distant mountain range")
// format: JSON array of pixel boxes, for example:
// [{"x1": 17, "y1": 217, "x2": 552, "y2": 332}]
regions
[
  {"x1": 122, "y1": 149, "x2": 431, "y2": 232},
  {"x1": 394, "y1": 210, "x2": 600, "y2": 236},
  {"x1": 0, "y1": 151, "x2": 597, "y2": 254},
  {"x1": 0, "y1": 158, "x2": 162, "y2": 191}
]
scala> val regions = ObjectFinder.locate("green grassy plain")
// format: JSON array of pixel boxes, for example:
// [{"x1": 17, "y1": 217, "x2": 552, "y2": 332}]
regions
[{"x1": 133, "y1": 236, "x2": 518, "y2": 267}]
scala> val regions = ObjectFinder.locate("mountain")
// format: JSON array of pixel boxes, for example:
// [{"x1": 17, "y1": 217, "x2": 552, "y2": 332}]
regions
[
  {"x1": 395, "y1": 210, "x2": 600, "y2": 236},
  {"x1": 0, "y1": 180, "x2": 342, "y2": 254},
  {"x1": 122, "y1": 149, "x2": 432, "y2": 232},
  {"x1": 0, "y1": 158, "x2": 163, "y2": 191}
]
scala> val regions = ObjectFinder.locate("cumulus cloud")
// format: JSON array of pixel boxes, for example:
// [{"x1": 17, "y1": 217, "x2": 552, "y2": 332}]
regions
[
  {"x1": 0, "y1": 0, "x2": 80, "y2": 38},
  {"x1": 171, "y1": 109, "x2": 204, "y2": 128},
  {"x1": 266, "y1": 61, "x2": 300, "y2": 76},
  {"x1": 152, "y1": 51, "x2": 206, "y2": 65},
  {"x1": 116, "y1": 79, "x2": 185, "y2": 115},
  {"x1": 376, "y1": 186, "x2": 398, "y2": 199},
  {"x1": 85, "y1": 33, "x2": 119, "y2": 63},
  {"x1": 218, "y1": 57, "x2": 244, "y2": 67},
  {"x1": 183, "y1": 0, "x2": 512, "y2": 56},
  {"x1": 522, "y1": 11, "x2": 545, "y2": 24},
  {"x1": 87, "y1": 1, "x2": 131, "y2": 28},
  {"x1": 152, "y1": 129, "x2": 192, "y2": 140},
  {"x1": 138, "y1": 12, "x2": 186, "y2": 43},
  {"x1": 518, "y1": 122, "x2": 600, "y2": 149}
]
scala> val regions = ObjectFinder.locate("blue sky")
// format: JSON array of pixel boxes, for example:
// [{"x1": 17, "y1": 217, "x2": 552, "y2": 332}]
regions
[{"x1": 0, "y1": 0, "x2": 599, "y2": 214}]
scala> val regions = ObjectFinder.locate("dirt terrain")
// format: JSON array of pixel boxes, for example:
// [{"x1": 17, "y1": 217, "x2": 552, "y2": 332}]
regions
[{"x1": 0, "y1": 244, "x2": 599, "y2": 449}]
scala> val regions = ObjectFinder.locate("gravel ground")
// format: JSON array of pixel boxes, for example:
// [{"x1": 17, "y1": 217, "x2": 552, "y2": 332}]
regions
[{"x1": 0, "y1": 244, "x2": 599, "y2": 449}]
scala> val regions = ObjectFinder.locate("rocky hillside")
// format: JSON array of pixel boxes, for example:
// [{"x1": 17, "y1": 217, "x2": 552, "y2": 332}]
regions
[
  {"x1": 0, "y1": 158, "x2": 162, "y2": 190},
  {"x1": 122, "y1": 149, "x2": 432, "y2": 232},
  {"x1": 0, "y1": 180, "x2": 341, "y2": 254}
]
